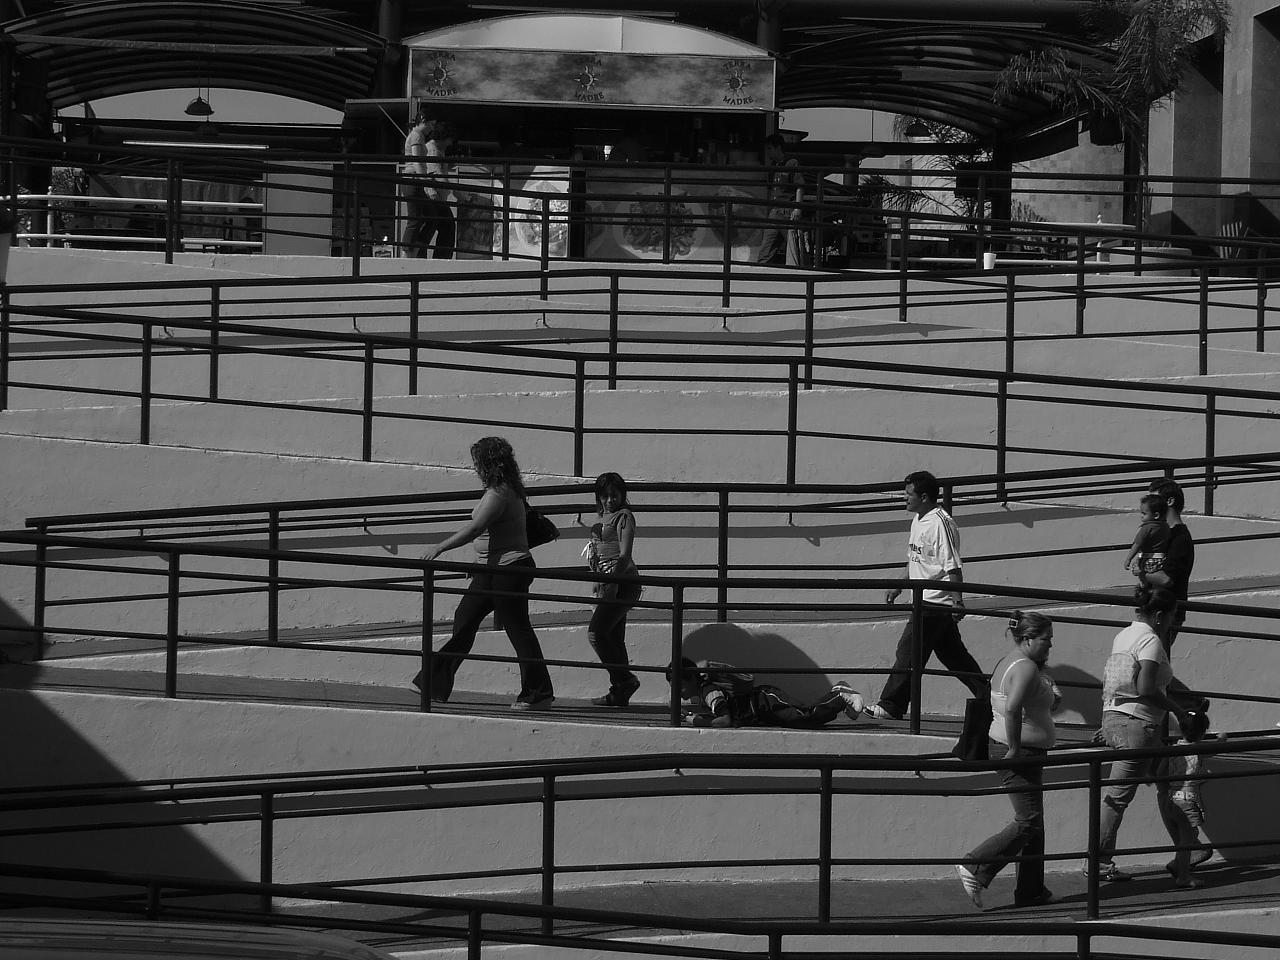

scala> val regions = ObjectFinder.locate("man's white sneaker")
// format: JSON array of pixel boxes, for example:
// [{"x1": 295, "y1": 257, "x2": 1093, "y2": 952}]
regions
[
  {"x1": 831, "y1": 681, "x2": 866, "y2": 720},
  {"x1": 866, "y1": 703, "x2": 900, "y2": 721},
  {"x1": 956, "y1": 864, "x2": 985, "y2": 909}
]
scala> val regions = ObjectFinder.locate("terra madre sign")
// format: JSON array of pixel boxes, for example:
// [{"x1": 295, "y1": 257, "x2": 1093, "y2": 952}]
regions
[{"x1": 408, "y1": 48, "x2": 775, "y2": 112}]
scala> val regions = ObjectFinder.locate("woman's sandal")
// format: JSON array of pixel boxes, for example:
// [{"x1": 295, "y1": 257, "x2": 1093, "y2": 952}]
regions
[
  {"x1": 591, "y1": 679, "x2": 641, "y2": 707},
  {"x1": 1164, "y1": 863, "x2": 1206, "y2": 889}
]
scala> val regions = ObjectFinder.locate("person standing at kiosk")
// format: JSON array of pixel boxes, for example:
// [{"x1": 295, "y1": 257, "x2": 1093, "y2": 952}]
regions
[
  {"x1": 402, "y1": 115, "x2": 456, "y2": 259},
  {"x1": 757, "y1": 133, "x2": 804, "y2": 267}
]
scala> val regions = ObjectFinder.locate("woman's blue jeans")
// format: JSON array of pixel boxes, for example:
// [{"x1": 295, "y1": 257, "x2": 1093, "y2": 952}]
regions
[
  {"x1": 1098, "y1": 711, "x2": 1194, "y2": 873},
  {"x1": 966, "y1": 744, "x2": 1046, "y2": 899}
]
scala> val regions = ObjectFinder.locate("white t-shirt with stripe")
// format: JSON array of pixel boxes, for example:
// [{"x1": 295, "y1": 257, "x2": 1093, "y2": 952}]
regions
[{"x1": 907, "y1": 506, "x2": 962, "y2": 606}]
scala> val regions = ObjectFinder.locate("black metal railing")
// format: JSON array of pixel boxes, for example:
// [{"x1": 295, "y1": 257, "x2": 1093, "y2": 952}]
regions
[
  {"x1": 1, "y1": 741, "x2": 1279, "y2": 934},
  {"x1": 7, "y1": 134, "x2": 1280, "y2": 274},
  {"x1": 5, "y1": 284, "x2": 1280, "y2": 499},
  {"x1": 5, "y1": 525, "x2": 1280, "y2": 735}
]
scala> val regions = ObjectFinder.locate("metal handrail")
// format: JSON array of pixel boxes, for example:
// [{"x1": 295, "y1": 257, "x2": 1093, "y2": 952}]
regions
[
  {"x1": 5, "y1": 284, "x2": 1280, "y2": 500},
  {"x1": 5, "y1": 527, "x2": 1280, "y2": 733},
  {"x1": 1, "y1": 739, "x2": 1279, "y2": 932}
]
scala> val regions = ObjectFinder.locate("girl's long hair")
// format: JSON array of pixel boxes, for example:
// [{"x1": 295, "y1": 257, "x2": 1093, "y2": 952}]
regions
[
  {"x1": 593, "y1": 471, "x2": 629, "y2": 515},
  {"x1": 470, "y1": 436, "x2": 526, "y2": 496}
]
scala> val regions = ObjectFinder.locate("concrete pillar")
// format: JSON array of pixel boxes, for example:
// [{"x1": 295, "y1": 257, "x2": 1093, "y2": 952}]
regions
[
  {"x1": 756, "y1": 0, "x2": 786, "y2": 135},
  {"x1": 1149, "y1": 39, "x2": 1223, "y2": 238},
  {"x1": 377, "y1": 0, "x2": 405, "y2": 100}
]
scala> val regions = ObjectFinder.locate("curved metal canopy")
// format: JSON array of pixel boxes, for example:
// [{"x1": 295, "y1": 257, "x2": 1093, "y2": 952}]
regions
[
  {"x1": 3, "y1": 0, "x2": 384, "y2": 111},
  {"x1": 1, "y1": 0, "x2": 1113, "y2": 143}
]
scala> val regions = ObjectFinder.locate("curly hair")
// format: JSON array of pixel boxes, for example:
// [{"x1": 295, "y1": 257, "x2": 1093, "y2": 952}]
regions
[{"x1": 469, "y1": 436, "x2": 526, "y2": 496}]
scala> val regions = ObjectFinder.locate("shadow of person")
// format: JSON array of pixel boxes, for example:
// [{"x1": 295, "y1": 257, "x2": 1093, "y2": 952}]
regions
[
  {"x1": 680, "y1": 622, "x2": 832, "y2": 701},
  {"x1": 1199, "y1": 755, "x2": 1280, "y2": 866},
  {"x1": 1048, "y1": 664, "x2": 1103, "y2": 728}
]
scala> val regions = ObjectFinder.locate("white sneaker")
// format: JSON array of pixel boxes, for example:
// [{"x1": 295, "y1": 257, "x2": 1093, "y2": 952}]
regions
[
  {"x1": 956, "y1": 864, "x2": 985, "y2": 909},
  {"x1": 866, "y1": 703, "x2": 900, "y2": 721},
  {"x1": 831, "y1": 681, "x2": 866, "y2": 720}
]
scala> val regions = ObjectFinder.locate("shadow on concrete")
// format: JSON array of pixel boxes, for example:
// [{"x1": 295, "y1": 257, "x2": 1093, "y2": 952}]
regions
[
  {"x1": 1201, "y1": 756, "x2": 1280, "y2": 865},
  {"x1": 0, "y1": 571, "x2": 247, "y2": 903},
  {"x1": 0, "y1": 594, "x2": 40, "y2": 663},
  {"x1": 1050, "y1": 664, "x2": 1104, "y2": 728},
  {"x1": 680, "y1": 622, "x2": 831, "y2": 701}
]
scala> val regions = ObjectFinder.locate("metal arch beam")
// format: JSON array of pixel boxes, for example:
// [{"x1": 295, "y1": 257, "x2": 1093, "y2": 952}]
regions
[{"x1": 2, "y1": 0, "x2": 385, "y2": 110}]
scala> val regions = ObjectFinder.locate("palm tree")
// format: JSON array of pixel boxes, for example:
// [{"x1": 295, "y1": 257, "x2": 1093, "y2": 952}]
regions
[{"x1": 994, "y1": 0, "x2": 1230, "y2": 149}]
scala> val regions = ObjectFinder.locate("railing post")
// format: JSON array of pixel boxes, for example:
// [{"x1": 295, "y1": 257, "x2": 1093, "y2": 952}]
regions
[
  {"x1": 267, "y1": 510, "x2": 280, "y2": 645},
  {"x1": 909, "y1": 586, "x2": 924, "y2": 735},
  {"x1": 1204, "y1": 394, "x2": 1216, "y2": 517},
  {"x1": 342, "y1": 157, "x2": 353, "y2": 260},
  {"x1": 995, "y1": 374, "x2": 1008, "y2": 503},
  {"x1": 573, "y1": 357, "x2": 585, "y2": 477},
  {"x1": 468, "y1": 909, "x2": 483, "y2": 960},
  {"x1": 362, "y1": 341, "x2": 375, "y2": 462},
  {"x1": 716, "y1": 489, "x2": 729, "y2": 623},
  {"x1": 608, "y1": 273, "x2": 619, "y2": 390},
  {"x1": 208, "y1": 284, "x2": 220, "y2": 400},
  {"x1": 1075, "y1": 233, "x2": 1087, "y2": 336},
  {"x1": 1257, "y1": 273, "x2": 1268, "y2": 353},
  {"x1": 662, "y1": 166, "x2": 673, "y2": 263},
  {"x1": 33, "y1": 533, "x2": 47, "y2": 662},
  {"x1": 1198, "y1": 268, "x2": 1209, "y2": 376},
  {"x1": 351, "y1": 181, "x2": 362, "y2": 278},
  {"x1": 669, "y1": 586, "x2": 685, "y2": 726},
  {"x1": 539, "y1": 197, "x2": 550, "y2": 301},
  {"x1": 1086, "y1": 758, "x2": 1101, "y2": 920},
  {"x1": 164, "y1": 549, "x2": 180, "y2": 698},
  {"x1": 501, "y1": 162, "x2": 512, "y2": 261},
  {"x1": 721, "y1": 199, "x2": 733, "y2": 308},
  {"x1": 164, "y1": 159, "x2": 179, "y2": 264},
  {"x1": 975, "y1": 176, "x2": 988, "y2": 267},
  {"x1": 1, "y1": 283, "x2": 10, "y2": 411},
  {"x1": 768, "y1": 932, "x2": 783, "y2": 960},
  {"x1": 420, "y1": 569, "x2": 434, "y2": 712},
  {"x1": 409, "y1": 278, "x2": 420, "y2": 395},
  {"x1": 140, "y1": 322, "x2": 153, "y2": 445},
  {"x1": 541, "y1": 774, "x2": 555, "y2": 936},
  {"x1": 897, "y1": 214, "x2": 910, "y2": 322},
  {"x1": 1005, "y1": 271, "x2": 1016, "y2": 374},
  {"x1": 818, "y1": 765, "x2": 833, "y2": 922},
  {"x1": 803, "y1": 278, "x2": 815, "y2": 389},
  {"x1": 260, "y1": 791, "x2": 274, "y2": 915},
  {"x1": 786, "y1": 361, "x2": 799, "y2": 485}
]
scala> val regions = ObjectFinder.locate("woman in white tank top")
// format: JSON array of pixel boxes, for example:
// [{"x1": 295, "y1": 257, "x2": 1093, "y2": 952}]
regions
[{"x1": 956, "y1": 611, "x2": 1059, "y2": 910}]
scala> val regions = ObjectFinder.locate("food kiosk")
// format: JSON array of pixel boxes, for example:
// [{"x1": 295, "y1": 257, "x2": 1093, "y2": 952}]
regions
[{"x1": 401, "y1": 14, "x2": 778, "y2": 262}]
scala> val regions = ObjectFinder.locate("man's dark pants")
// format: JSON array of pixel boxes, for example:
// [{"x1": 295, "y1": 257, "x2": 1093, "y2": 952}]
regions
[{"x1": 876, "y1": 608, "x2": 987, "y2": 718}]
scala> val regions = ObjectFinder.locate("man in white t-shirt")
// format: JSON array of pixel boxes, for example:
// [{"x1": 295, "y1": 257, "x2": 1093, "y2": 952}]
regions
[
  {"x1": 867, "y1": 470, "x2": 987, "y2": 721},
  {"x1": 401, "y1": 115, "x2": 455, "y2": 258}
]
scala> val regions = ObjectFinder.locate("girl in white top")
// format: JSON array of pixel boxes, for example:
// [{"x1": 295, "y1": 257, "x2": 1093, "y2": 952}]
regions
[
  {"x1": 957, "y1": 611, "x2": 1059, "y2": 910},
  {"x1": 585, "y1": 472, "x2": 642, "y2": 707}
]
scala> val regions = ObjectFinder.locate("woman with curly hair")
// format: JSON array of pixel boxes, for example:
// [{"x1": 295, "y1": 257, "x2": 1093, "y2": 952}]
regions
[{"x1": 413, "y1": 437, "x2": 554, "y2": 709}]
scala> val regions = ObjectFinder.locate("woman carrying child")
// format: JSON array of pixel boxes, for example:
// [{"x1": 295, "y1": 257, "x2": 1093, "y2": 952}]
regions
[{"x1": 585, "y1": 472, "x2": 643, "y2": 707}]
